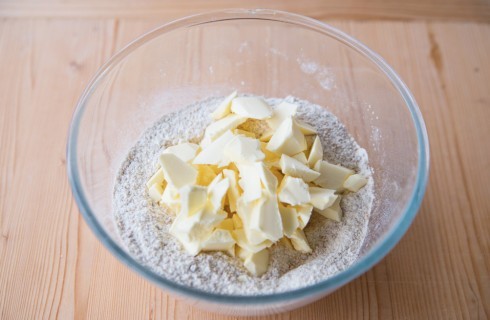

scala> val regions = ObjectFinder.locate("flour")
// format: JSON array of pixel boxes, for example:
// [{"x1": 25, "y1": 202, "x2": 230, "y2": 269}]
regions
[{"x1": 113, "y1": 96, "x2": 374, "y2": 295}]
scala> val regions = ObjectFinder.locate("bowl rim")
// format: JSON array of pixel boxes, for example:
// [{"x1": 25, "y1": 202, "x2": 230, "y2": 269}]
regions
[{"x1": 67, "y1": 8, "x2": 430, "y2": 305}]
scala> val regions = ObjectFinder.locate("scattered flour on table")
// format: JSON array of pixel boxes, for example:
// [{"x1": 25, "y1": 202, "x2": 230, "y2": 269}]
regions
[{"x1": 113, "y1": 96, "x2": 374, "y2": 295}]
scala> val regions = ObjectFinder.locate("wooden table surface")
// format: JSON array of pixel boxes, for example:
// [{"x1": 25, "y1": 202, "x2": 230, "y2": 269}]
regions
[{"x1": 1, "y1": 0, "x2": 489, "y2": 319}]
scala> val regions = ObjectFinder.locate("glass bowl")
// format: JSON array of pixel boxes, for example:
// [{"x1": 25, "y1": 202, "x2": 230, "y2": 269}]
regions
[{"x1": 67, "y1": 9, "x2": 429, "y2": 316}]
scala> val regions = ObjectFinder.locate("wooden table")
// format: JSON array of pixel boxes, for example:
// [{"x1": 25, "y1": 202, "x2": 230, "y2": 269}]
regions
[{"x1": 1, "y1": 1, "x2": 489, "y2": 319}]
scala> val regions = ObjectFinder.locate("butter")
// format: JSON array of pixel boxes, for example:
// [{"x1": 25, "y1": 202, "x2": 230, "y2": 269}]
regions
[
  {"x1": 207, "y1": 175, "x2": 230, "y2": 212},
  {"x1": 343, "y1": 174, "x2": 368, "y2": 192},
  {"x1": 148, "y1": 183, "x2": 164, "y2": 202},
  {"x1": 243, "y1": 248, "x2": 269, "y2": 276},
  {"x1": 316, "y1": 195, "x2": 342, "y2": 222},
  {"x1": 289, "y1": 229, "x2": 312, "y2": 253},
  {"x1": 223, "y1": 135, "x2": 264, "y2": 164},
  {"x1": 195, "y1": 165, "x2": 217, "y2": 186},
  {"x1": 313, "y1": 160, "x2": 354, "y2": 191},
  {"x1": 295, "y1": 204, "x2": 313, "y2": 229},
  {"x1": 255, "y1": 162, "x2": 278, "y2": 194},
  {"x1": 146, "y1": 168, "x2": 165, "y2": 189},
  {"x1": 292, "y1": 152, "x2": 308, "y2": 165},
  {"x1": 231, "y1": 97, "x2": 272, "y2": 120},
  {"x1": 307, "y1": 136, "x2": 323, "y2": 167},
  {"x1": 266, "y1": 101, "x2": 297, "y2": 130},
  {"x1": 193, "y1": 130, "x2": 234, "y2": 165},
  {"x1": 201, "y1": 114, "x2": 246, "y2": 148},
  {"x1": 260, "y1": 142, "x2": 280, "y2": 165},
  {"x1": 236, "y1": 197, "x2": 270, "y2": 245},
  {"x1": 270, "y1": 167, "x2": 284, "y2": 185},
  {"x1": 159, "y1": 153, "x2": 197, "y2": 188},
  {"x1": 279, "y1": 205, "x2": 299, "y2": 237},
  {"x1": 232, "y1": 213, "x2": 243, "y2": 229},
  {"x1": 211, "y1": 91, "x2": 237, "y2": 120},
  {"x1": 296, "y1": 119, "x2": 317, "y2": 135},
  {"x1": 161, "y1": 183, "x2": 180, "y2": 212},
  {"x1": 278, "y1": 175, "x2": 310, "y2": 206},
  {"x1": 279, "y1": 154, "x2": 320, "y2": 182},
  {"x1": 309, "y1": 186, "x2": 338, "y2": 210},
  {"x1": 232, "y1": 228, "x2": 272, "y2": 253},
  {"x1": 222, "y1": 169, "x2": 240, "y2": 212},
  {"x1": 237, "y1": 164, "x2": 262, "y2": 202},
  {"x1": 162, "y1": 142, "x2": 199, "y2": 163},
  {"x1": 179, "y1": 185, "x2": 207, "y2": 216},
  {"x1": 266, "y1": 117, "x2": 307, "y2": 156},
  {"x1": 249, "y1": 195, "x2": 283, "y2": 242},
  {"x1": 200, "y1": 229, "x2": 235, "y2": 251},
  {"x1": 216, "y1": 218, "x2": 234, "y2": 231}
]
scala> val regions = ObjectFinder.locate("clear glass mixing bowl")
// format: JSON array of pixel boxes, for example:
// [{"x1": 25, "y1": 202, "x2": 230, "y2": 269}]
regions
[{"x1": 67, "y1": 9, "x2": 429, "y2": 316}]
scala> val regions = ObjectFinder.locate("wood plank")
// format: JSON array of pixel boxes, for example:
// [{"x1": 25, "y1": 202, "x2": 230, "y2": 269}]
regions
[
  {"x1": 0, "y1": 17, "x2": 489, "y2": 319},
  {"x1": 0, "y1": 0, "x2": 489, "y2": 21}
]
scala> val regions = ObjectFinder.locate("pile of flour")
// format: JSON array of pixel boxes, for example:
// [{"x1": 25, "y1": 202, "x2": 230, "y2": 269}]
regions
[{"x1": 113, "y1": 96, "x2": 374, "y2": 295}]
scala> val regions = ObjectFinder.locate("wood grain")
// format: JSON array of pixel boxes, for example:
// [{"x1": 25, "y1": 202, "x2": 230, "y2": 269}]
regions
[{"x1": 0, "y1": 4, "x2": 489, "y2": 320}]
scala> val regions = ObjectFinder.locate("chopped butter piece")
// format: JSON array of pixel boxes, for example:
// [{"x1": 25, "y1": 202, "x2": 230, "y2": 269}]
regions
[
  {"x1": 295, "y1": 204, "x2": 313, "y2": 229},
  {"x1": 309, "y1": 187, "x2": 338, "y2": 210},
  {"x1": 162, "y1": 142, "x2": 199, "y2": 163},
  {"x1": 296, "y1": 119, "x2": 317, "y2": 135},
  {"x1": 289, "y1": 229, "x2": 312, "y2": 253},
  {"x1": 255, "y1": 162, "x2": 278, "y2": 194},
  {"x1": 222, "y1": 169, "x2": 240, "y2": 212},
  {"x1": 193, "y1": 130, "x2": 234, "y2": 165},
  {"x1": 207, "y1": 176, "x2": 230, "y2": 212},
  {"x1": 292, "y1": 152, "x2": 308, "y2": 165},
  {"x1": 260, "y1": 142, "x2": 280, "y2": 165},
  {"x1": 211, "y1": 91, "x2": 237, "y2": 120},
  {"x1": 313, "y1": 160, "x2": 354, "y2": 191},
  {"x1": 343, "y1": 174, "x2": 368, "y2": 192},
  {"x1": 201, "y1": 114, "x2": 246, "y2": 147},
  {"x1": 159, "y1": 153, "x2": 197, "y2": 188},
  {"x1": 249, "y1": 195, "x2": 283, "y2": 242},
  {"x1": 236, "y1": 246, "x2": 252, "y2": 261},
  {"x1": 161, "y1": 183, "x2": 180, "y2": 212},
  {"x1": 236, "y1": 197, "x2": 270, "y2": 245},
  {"x1": 316, "y1": 196, "x2": 342, "y2": 221},
  {"x1": 279, "y1": 154, "x2": 320, "y2": 182},
  {"x1": 278, "y1": 175, "x2": 310, "y2": 206},
  {"x1": 195, "y1": 165, "x2": 217, "y2": 186},
  {"x1": 148, "y1": 183, "x2": 164, "y2": 202},
  {"x1": 266, "y1": 101, "x2": 297, "y2": 130},
  {"x1": 223, "y1": 135, "x2": 264, "y2": 164},
  {"x1": 201, "y1": 229, "x2": 235, "y2": 251},
  {"x1": 237, "y1": 164, "x2": 262, "y2": 202},
  {"x1": 146, "y1": 168, "x2": 165, "y2": 189},
  {"x1": 266, "y1": 117, "x2": 307, "y2": 156},
  {"x1": 179, "y1": 185, "x2": 207, "y2": 216},
  {"x1": 243, "y1": 249, "x2": 269, "y2": 276},
  {"x1": 232, "y1": 213, "x2": 244, "y2": 229},
  {"x1": 232, "y1": 229, "x2": 272, "y2": 253},
  {"x1": 279, "y1": 205, "x2": 299, "y2": 237},
  {"x1": 231, "y1": 97, "x2": 272, "y2": 119},
  {"x1": 307, "y1": 136, "x2": 323, "y2": 167}
]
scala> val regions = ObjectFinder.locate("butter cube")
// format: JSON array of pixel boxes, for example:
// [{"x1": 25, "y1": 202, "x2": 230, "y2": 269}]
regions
[
  {"x1": 243, "y1": 249, "x2": 269, "y2": 276},
  {"x1": 295, "y1": 204, "x2": 313, "y2": 229},
  {"x1": 207, "y1": 176, "x2": 230, "y2": 212},
  {"x1": 222, "y1": 169, "x2": 240, "y2": 212},
  {"x1": 296, "y1": 119, "x2": 317, "y2": 135},
  {"x1": 267, "y1": 101, "x2": 297, "y2": 130},
  {"x1": 278, "y1": 176, "x2": 310, "y2": 206},
  {"x1": 232, "y1": 213, "x2": 243, "y2": 229},
  {"x1": 255, "y1": 162, "x2": 278, "y2": 194},
  {"x1": 237, "y1": 164, "x2": 262, "y2": 202},
  {"x1": 343, "y1": 174, "x2": 368, "y2": 192},
  {"x1": 223, "y1": 135, "x2": 264, "y2": 164},
  {"x1": 179, "y1": 185, "x2": 207, "y2": 216},
  {"x1": 146, "y1": 168, "x2": 165, "y2": 189},
  {"x1": 200, "y1": 229, "x2": 235, "y2": 251},
  {"x1": 231, "y1": 97, "x2": 272, "y2": 120},
  {"x1": 313, "y1": 160, "x2": 354, "y2": 191},
  {"x1": 211, "y1": 91, "x2": 237, "y2": 120},
  {"x1": 232, "y1": 229, "x2": 272, "y2": 253},
  {"x1": 236, "y1": 197, "x2": 270, "y2": 245},
  {"x1": 307, "y1": 136, "x2": 323, "y2": 167},
  {"x1": 292, "y1": 152, "x2": 308, "y2": 165},
  {"x1": 289, "y1": 229, "x2": 312, "y2": 253},
  {"x1": 159, "y1": 153, "x2": 197, "y2": 188},
  {"x1": 216, "y1": 218, "x2": 234, "y2": 231},
  {"x1": 195, "y1": 165, "x2": 217, "y2": 186},
  {"x1": 201, "y1": 114, "x2": 247, "y2": 147},
  {"x1": 279, "y1": 205, "x2": 299, "y2": 237},
  {"x1": 162, "y1": 142, "x2": 199, "y2": 163},
  {"x1": 249, "y1": 195, "x2": 283, "y2": 242},
  {"x1": 233, "y1": 128, "x2": 256, "y2": 138},
  {"x1": 309, "y1": 187, "x2": 338, "y2": 210},
  {"x1": 316, "y1": 195, "x2": 342, "y2": 222},
  {"x1": 266, "y1": 117, "x2": 307, "y2": 156},
  {"x1": 279, "y1": 154, "x2": 320, "y2": 182},
  {"x1": 161, "y1": 183, "x2": 180, "y2": 212},
  {"x1": 148, "y1": 183, "x2": 164, "y2": 202},
  {"x1": 193, "y1": 130, "x2": 235, "y2": 165}
]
